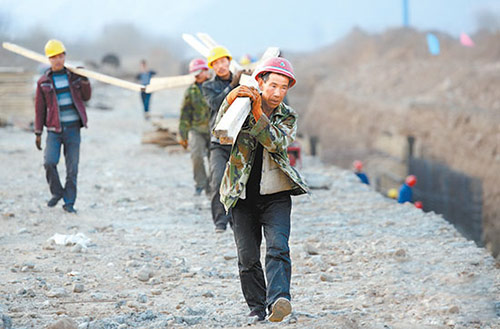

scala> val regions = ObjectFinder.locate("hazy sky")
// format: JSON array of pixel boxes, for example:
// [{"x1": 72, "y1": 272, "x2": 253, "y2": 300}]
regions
[{"x1": 1, "y1": 0, "x2": 499, "y2": 57}]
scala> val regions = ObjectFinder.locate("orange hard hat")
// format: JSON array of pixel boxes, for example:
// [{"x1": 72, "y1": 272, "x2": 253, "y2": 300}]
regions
[
  {"x1": 405, "y1": 175, "x2": 417, "y2": 187},
  {"x1": 414, "y1": 201, "x2": 423, "y2": 209},
  {"x1": 254, "y1": 57, "x2": 296, "y2": 87},
  {"x1": 353, "y1": 160, "x2": 363, "y2": 171}
]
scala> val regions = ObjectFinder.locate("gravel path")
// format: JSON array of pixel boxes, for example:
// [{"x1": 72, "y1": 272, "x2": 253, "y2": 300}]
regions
[{"x1": 0, "y1": 85, "x2": 498, "y2": 329}]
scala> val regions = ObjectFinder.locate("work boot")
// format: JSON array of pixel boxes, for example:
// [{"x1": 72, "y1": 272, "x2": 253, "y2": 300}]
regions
[
  {"x1": 268, "y1": 297, "x2": 292, "y2": 322},
  {"x1": 63, "y1": 204, "x2": 77, "y2": 214},
  {"x1": 47, "y1": 196, "x2": 61, "y2": 207},
  {"x1": 247, "y1": 310, "x2": 266, "y2": 324},
  {"x1": 215, "y1": 225, "x2": 226, "y2": 233}
]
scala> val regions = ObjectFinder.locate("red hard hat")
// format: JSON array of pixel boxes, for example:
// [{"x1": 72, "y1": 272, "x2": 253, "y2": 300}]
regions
[
  {"x1": 189, "y1": 58, "x2": 209, "y2": 74},
  {"x1": 353, "y1": 160, "x2": 363, "y2": 171},
  {"x1": 405, "y1": 175, "x2": 417, "y2": 187},
  {"x1": 414, "y1": 201, "x2": 423, "y2": 209},
  {"x1": 254, "y1": 57, "x2": 296, "y2": 87}
]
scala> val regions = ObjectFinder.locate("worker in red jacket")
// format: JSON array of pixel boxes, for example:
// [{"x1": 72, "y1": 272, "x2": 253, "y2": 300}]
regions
[{"x1": 34, "y1": 39, "x2": 91, "y2": 213}]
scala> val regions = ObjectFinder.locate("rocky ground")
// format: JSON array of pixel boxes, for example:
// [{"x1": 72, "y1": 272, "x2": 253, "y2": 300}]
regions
[{"x1": 0, "y1": 85, "x2": 499, "y2": 328}]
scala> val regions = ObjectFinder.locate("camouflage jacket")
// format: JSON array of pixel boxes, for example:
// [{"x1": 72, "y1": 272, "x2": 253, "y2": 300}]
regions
[
  {"x1": 215, "y1": 99, "x2": 309, "y2": 211},
  {"x1": 178, "y1": 83, "x2": 210, "y2": 140}
]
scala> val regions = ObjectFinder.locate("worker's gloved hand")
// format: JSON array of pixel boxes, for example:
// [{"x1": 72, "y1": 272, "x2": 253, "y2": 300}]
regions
[
  {"x1": 226, "y1": 86, "x2": 257, "y2": 106},
  {"x1": 179, "y1": 139, "x2": 188, "y2": 149},
  {"x1": 248, "y1": 87, "x2": 263, "y2": 121},
  {"x1": 35, "y1": 135, "x2": 42, "y2": 151}
]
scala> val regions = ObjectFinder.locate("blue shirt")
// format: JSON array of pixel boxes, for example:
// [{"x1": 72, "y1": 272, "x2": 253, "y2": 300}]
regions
[
  {"x1": 355, "y1": 172, "x2": 370, "y2": 185},
  {"x1": 398, "y1": 183, "x2": 412, "y2": 203},
  {"x1": 52, "y1": 70, "x2": 80, "y2": 124},
  {"x1": 136, "y1": 70, "x2": 156, "y2": 85}
]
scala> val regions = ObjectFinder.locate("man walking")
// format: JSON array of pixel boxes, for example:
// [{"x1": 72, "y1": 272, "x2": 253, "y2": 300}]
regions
[
  {"x1": 179, "y1": 58, "x2": 211, "y2": 195},
  {"x1": 202, "y1": 46, "x2": 245, "y2": 233},
  {"x1": 136, "y1": 59, "x2": 156, "y2": 119},
  {"x1": 214, "y1": 57, "x2": 308, "y2": 322},
  {"x1": 34, "y1": 39, "x2": 91, "y2": 213}
]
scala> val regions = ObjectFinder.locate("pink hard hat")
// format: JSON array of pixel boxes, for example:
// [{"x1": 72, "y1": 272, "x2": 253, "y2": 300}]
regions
[
  {"x1": 353, "y1": 160, "x2": 363, "y2": 171},
  {"x1": 405, "y1": 175, "x2": 417, "y2": 187},
  {"x1": 189, "y1": 58, "x2": 209, "y2": 74},
  {"x1": 254, "y1": 57, "x2": 296, "y2": 87}
]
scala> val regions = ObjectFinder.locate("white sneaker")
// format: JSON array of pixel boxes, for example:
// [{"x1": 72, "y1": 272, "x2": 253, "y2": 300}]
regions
[{"x1": 268, "y1": 297, "x2": 291, "y2": 322}]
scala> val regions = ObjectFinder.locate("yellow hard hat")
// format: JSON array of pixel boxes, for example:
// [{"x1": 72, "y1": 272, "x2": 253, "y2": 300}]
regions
[
  {"x1": 239, "y1": 54, "x2": 251, "y2": 66},
  {"x1": 44, "y1": 39, "x2": 66, "y2": 58},
  {"x1": 387, "y1": 188, "x2": 398, "y2": 199},
  {"x1": 207, "y1": 46, "x2": 232, "y2": 68}
]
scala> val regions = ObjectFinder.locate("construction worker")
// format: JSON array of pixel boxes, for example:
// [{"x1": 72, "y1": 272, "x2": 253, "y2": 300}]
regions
[
  {"x1": 34, "y1": 39, "x2": 91, "y2": 213},
  {"x1": 178, "y1": 58, "x2": 211, "y2": 196},
  {"x1": 214, "y1": 57, "x2": 308, "y2": 322},
  {"x1": 398, "y1": 175, "x2": 417, "y2": 203},
  {"x1": 353, "y1": 160, "x2": 369, "y2": 185},
  {"x1": 202, "y1": 46, "x2": 246, "y2": 233},
  {"x1": 135, "y1": 60, "x2": 156, "y2": 119}
]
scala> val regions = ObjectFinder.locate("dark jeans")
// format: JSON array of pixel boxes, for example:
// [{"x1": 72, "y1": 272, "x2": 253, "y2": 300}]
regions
[
  {"x1": 209, "y1": 143, "x2": 232, "y2": 229},
  {"x1": 44, "y1": 123, "x2": 81, "y2": 206},
  {"x1": 141, "y1": 92, "x2": 152, "y2": 112},
  {"x1": 232, "y1": 191, "x2": 292, "y2": 313}
]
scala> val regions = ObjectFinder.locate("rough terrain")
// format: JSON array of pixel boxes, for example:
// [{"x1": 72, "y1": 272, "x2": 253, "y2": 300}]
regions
[
  {"x1": 290, "y1": 28, "x2": 500, "y2": 258},
  {"x1": 0, "y1": 85, "x2": 499, "y2": 328}
]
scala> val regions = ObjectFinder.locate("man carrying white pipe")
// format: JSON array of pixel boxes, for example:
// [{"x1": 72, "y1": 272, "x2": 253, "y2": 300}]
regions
[{"x1": 214, "y1": 57, "x2": 308, "y2": 322}]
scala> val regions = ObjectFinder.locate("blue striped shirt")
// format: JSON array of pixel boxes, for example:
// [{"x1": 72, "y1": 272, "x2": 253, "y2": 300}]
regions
[{"x1": 52, "y1": 70, "x2": 80, "y2": 124}]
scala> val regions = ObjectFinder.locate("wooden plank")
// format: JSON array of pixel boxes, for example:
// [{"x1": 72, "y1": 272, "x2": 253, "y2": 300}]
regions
[
  {"x1": 2, "y1": 42, "x2": 145, "y2": 92},
  {"x1": 214, "y1": 97, "x2": 251, "y2": 140},
  {"x1": 182, "y1": 33, "x2": 241, "y2": 73},
  {"x1": 196, "y1": 33, "x2": 217, "y2": 50},
  {"x1": 182, "y1": 34, "x2": 210, "y2": 57},
  {"x1": 145, "y1": 74, "x2": 195, "y2": 93},
  {"x1": 67, "y1": 66, "x2": 144, "y2": 92},
  {"x1": 214, "y1": 47, "x2": 281, "y2": 145}
]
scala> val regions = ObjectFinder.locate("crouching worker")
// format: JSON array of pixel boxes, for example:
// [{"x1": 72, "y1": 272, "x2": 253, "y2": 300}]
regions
[
  {"x1": 34, "y1": 39, "x2": 91, "y2": 213},
  {"x1": 214, "y1": 57, "x2": 308, "y2": 322}
]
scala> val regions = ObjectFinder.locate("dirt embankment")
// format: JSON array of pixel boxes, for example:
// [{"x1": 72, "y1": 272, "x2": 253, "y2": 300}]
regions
[{"x1": 289, "y1": 27, "x2": 500, "y2": 258}]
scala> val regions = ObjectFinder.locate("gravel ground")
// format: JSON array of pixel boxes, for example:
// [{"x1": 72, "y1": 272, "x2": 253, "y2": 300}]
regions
[{"x1": 0, "y1": 85, "x2": 498, "y2": 329}]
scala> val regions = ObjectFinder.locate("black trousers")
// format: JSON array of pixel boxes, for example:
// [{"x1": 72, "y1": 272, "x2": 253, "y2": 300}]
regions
[
  {"x1": 231, "y1": 191, "x2": 292, "y2": 313},
  {"x1": 209, "y1": 143, "x2": 232, "y2": 229}
]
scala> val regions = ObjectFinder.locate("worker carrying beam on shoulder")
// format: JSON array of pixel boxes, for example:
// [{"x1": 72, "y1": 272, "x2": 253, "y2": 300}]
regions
[
  {"x1": 202, "y1": 46, "x2": 248, "y2": 233},
  {"x1": 178, "y1": 58, "x2": 212, "y2": 196},
  {"x1": 214, "y1": 57, "x2": 309, "y2": 323},
  {"x1": 34, "y1": 39, "x2": 92, "y2": 214}
]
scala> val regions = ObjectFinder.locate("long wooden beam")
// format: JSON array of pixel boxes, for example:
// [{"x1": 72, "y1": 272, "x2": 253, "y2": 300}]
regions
[
  {"x1": 145, "y1": 74, "x2": 195, "y2": 93},
  {"x1": 2, "y1": 42, "x2": 145, "y2": 92},
  {"x1": 214, "y1": 47, "x2": 280, "y2": 144}
]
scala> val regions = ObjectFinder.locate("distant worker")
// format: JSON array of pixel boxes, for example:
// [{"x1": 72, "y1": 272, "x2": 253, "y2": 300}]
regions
[
  {"x1": 135, "y1": 60, "x2": 156, "y2": 119},
  {"x1": 398, "y1": 175, "x2": 417, "y2": 203},
  {"x1": 202, "y1": 46, "x2": 247, "y2": 233},
  {"x1": 34, "y1": 39, "x2": 92, "y2": 213},
  {"x1": 387, "y1": 188, "x2": 398, "y2": 199},
  {"x1": 178, "y1": 58, "x2": 211, "y2": 196},
  {"x1": 215, "y1": 57, "x2": 308, "y2": 323},
  {"x1": 353, "y1": 160, "x2": 369, "y2": 185}
]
